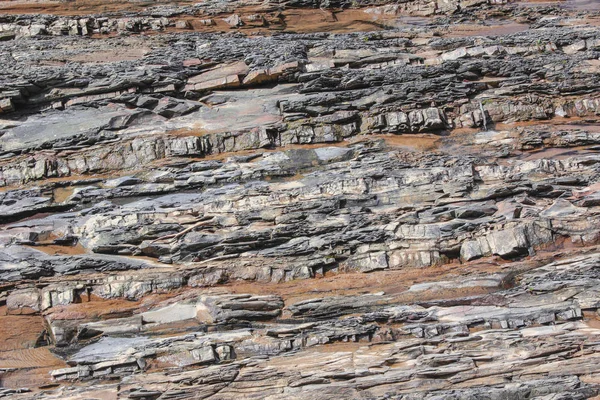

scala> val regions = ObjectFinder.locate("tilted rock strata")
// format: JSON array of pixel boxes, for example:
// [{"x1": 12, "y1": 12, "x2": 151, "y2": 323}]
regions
[{"x1": 2, "y1": 0, "x2": 600, "y2": 398}]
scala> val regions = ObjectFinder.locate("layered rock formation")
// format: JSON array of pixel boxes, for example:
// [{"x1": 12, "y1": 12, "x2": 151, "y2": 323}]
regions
[{"x1": 2, "y1": 0, "x2": 600, "y2": 398}]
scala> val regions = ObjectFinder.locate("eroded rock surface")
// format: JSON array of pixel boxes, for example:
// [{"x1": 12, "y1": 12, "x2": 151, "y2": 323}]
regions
[{"x1": 2, "y1": 0, "x2": 600, "y2": 398}]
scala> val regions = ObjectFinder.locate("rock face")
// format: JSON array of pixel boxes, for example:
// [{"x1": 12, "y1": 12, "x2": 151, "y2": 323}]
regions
[{"x1": 3, "y1": 0, "x2": 600, "y2": 398}]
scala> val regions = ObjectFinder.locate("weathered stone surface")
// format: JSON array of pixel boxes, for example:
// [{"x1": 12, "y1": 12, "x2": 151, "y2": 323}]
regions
[
  {"x1": 6, "y1": 288, "x2": 41, "y2": 314},
  {"x1": 3, "y1": 0, "x2": 600, "y2": 399}
]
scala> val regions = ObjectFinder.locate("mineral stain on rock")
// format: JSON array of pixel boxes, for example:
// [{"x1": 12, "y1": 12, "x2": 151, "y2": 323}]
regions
[{"x1": 3, "y1": 0, "x2": 600, "y2": 398}]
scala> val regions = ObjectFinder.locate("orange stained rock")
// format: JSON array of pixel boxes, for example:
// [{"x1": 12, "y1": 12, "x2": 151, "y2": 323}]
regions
[
  {"x1": 25, "y1": 242, "x2": 88, "y2": 256},
  {"x1": 0, "y1": 3, "x2": 395, "y2": 35},
  {"x1": 221, "y1": 255, "x2": 530, "y2": 305},
  {"x1": 0, "y1": 307, "x2": 46, "y2": 351},
  {"x1": 379, "y1": 133, "x2": 441, "y2": 152},
  {"x1": 0, "y1": 306, "x2": 66, "y2": 389}
]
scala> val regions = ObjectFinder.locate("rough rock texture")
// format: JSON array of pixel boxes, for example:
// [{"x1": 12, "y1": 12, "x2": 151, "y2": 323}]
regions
[{"x1": 3, "y1": 0, "x2": 600, "y2": 398}]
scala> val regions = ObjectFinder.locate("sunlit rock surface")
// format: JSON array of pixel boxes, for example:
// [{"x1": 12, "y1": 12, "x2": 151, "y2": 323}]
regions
[{"x1": 3, "y1": 0, "x2": 600, "y2": 398}]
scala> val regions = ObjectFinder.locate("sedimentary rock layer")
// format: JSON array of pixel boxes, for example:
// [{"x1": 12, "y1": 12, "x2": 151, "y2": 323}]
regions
[{"x1": 3, "y1": 0, "x2": 600, "y2": 398}]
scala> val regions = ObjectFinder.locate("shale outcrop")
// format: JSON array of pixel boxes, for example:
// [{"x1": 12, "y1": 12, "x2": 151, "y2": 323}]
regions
[{"x1": 3, "y1": 0, "x2": 600, "y2": 398}]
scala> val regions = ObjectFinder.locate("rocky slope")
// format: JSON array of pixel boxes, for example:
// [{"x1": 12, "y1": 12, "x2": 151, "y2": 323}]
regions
[{"x1": 3, "y1": 0, "x2": 600, "y2": 398}]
